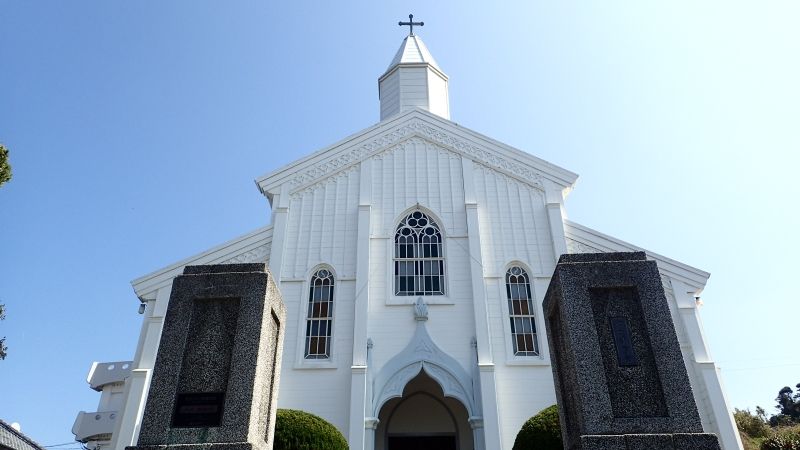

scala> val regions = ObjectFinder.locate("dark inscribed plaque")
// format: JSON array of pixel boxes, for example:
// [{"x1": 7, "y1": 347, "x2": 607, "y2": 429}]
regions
[
  {"x1": 609, "y1": 317, "x2": 638, "y2": 367},
  {"x1": 173, "y1": 392, "x2": 225, "y2": 427},
  {"x1": 590, "y1": 287, "x2": 667, "y2": 418}
]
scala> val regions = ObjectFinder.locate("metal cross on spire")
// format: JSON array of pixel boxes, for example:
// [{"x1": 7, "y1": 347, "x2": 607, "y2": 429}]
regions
[{"x1": 398, "y1": 14, "x2": 424, "y2": 36}]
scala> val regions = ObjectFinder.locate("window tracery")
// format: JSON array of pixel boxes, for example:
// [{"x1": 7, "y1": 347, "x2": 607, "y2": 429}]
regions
[
  {"x1": 506, "y1": 266, "x2": 539, "y2": 356},
  {"x1": 305, "y1": 268, "x2": 334, "y2": 359},
  {"x1": 394, "y1": 211, "x2": 445, "y2": 296}
]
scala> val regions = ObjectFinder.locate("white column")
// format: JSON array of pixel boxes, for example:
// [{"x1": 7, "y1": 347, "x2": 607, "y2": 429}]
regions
[
  {"x1": 671, "y1": 279, "x2": 743, "y2": 450},
  {"x1": 349, "y1": 366, "x2": 368, "y2": 450},
  {"x1": 111, "y1": 284, "x2": 170, "y2": 450},
  {"x1": 365, "y1": 417, "x2": 380, "y2": 450},
  {"x1": 461, "y1": 157, "x2": 502, "y2": 450},
  {"x1": 110, "y1": 369, "x2": 150, "y2": 449},
  {"x1": 469, "y1": 417, "x2": 485, "y2": 450},
  {"x1": 469, "y1": 339, "x2": 485, "y2": 450},
  {"x1": 267, "y1": 184, "x2": 291, "y2": 286},
  {"x1": 349, "y1": 160, "x2": 372, "y2": 450},
  {"x1": 545, "y1": 186, "x2": 568, "y2": 260}
]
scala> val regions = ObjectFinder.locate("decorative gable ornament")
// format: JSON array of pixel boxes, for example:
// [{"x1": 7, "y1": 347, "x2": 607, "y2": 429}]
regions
[{"x1": 370, "y1": 298, "x2": 476, "y2": 418}]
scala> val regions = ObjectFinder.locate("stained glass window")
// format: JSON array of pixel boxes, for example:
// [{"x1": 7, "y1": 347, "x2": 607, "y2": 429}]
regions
[
  {"x1": 506, "y1": 266, "x2": 539, "y2": 356},
  {"x1": 305, "y1": 268, "x2": 334, "y2": 359},
  {"x1": 394, "y1": 211, "x2": 445, "y2": 296}
]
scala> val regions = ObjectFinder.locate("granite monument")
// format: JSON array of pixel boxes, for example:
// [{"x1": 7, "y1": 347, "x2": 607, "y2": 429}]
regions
[
  {"x1": 128, "y1": 263, "x2": 285, "y2": 450},
  {"x1": 543, "y1": 252, "x2": 721, "y2": 450}
]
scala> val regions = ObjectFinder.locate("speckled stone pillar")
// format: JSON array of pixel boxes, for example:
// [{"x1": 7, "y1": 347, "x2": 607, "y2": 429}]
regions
[
  {"x1": 128, "y1": 263, "x2": 285, "y2": 450},
  {"x1": 543, "y1": 253, "x2": 721, "y2": 450}
]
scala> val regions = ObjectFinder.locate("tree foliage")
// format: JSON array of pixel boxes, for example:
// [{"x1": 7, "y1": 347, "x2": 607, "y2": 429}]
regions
[
  {"x1": 512, "y1": 404, "x2": 563, "y2": 450},
  {"x1": 273, "y1": 409, "x2": 348, "y2": 450},
  {"x1": 735, "y1": 408, "x2": 771, "y2": 439},
  {"x1": 771, "y1": 384, "x2": 800, "y2": 427},
  {"x1": 736, "y1": 385, "x2": 800, "y2": 449},
  {"x1": 0, "y1": 144, "x2": 11, "y2": 187}
]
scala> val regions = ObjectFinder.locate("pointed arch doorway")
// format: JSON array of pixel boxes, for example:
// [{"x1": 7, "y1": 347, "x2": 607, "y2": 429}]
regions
[{"x1": 376, "y1": 369, "x2": 473, "y2": 450}]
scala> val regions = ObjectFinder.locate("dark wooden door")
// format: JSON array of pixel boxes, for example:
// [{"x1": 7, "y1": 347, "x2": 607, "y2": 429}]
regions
[{"x1": 387, "y1": 435, "x2": 457, "y2": 450}]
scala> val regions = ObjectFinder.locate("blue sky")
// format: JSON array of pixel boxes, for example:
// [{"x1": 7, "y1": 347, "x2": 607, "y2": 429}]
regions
[{"x1": 1, "y1": 1, "x2": 798, "y2": 445}]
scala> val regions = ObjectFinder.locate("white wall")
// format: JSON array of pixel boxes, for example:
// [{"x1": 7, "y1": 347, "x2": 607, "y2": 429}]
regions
[
  {"x1": 273, "y1": 165, "x2": 361, "y2": 435},
  {"x1": 366, "y1": 139, "x2": 473, "y2": 371}
]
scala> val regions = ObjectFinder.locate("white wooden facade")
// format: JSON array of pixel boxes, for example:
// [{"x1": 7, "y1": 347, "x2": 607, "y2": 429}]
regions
[{"x1": 106, "y1": 35, "x2": 743, "y2": 450}]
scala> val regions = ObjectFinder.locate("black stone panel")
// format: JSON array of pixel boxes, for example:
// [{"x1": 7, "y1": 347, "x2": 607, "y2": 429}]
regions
[{"x1": 590, "y1": 287, "x2": 667, "y2": 418}]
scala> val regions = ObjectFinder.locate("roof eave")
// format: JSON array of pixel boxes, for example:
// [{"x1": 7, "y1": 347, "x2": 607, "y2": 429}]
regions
[
  {"x1": 564, "y1": 219, "x2": 710, "y2": 291},
  {"x1": 256, "y1": 108, "x2": 579, "y2": 196}
]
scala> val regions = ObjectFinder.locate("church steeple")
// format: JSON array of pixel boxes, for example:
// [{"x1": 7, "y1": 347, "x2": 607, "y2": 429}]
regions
[{"x1": 379, "y1": 18, "x2": 450, "y2": 121}]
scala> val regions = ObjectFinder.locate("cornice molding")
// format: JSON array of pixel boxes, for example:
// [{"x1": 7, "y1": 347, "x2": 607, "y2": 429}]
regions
[
  {"x1": 284, "y1": 118, "x2": 546, "y2": 193},
  {"x1": 474, "y1": 161, "x2": 545, "y2": 191},
  {"x1": 565, "y1": 237, "x2": 602, "y2": 254},
  {"x1": 222, "y1": 243, "x2": 271, "y2": 264}
]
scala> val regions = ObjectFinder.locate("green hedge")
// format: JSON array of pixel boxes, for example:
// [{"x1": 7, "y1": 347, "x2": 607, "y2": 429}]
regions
[
  {"x1": 273, "y1": 409, "x2": 349, "y2": 450},
  {"x1": 512, "y1": 404, "x2": 563, "y2": 450}
]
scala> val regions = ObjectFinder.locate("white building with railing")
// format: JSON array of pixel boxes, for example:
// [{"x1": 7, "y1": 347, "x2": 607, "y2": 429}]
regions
[{"x1": 72, "y1": 361, "x2": 132, "y2": 449}]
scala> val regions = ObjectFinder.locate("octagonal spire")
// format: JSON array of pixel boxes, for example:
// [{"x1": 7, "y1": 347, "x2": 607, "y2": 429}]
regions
[{"x1": 379, "y1": 35, "x2": 450, "y2": 121}]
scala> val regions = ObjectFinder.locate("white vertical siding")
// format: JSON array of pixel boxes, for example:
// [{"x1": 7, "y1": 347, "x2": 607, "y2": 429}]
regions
[
  {"x1": 398, "y1": 67, "x2": 429, "y2": 112},
  {"x1": 367, "y1": 139, "x2": 473, "y2": 372},
  {"x1": 473, "y1": 164, "x2": 554, "y2": 277},
  {"x1": 284, "y1": 167, "x2": 360, "y2": 279},
  {"x1": 379, "y1": 70, "x2": 400, "y2": 120},
  {"x1": 370, "y1": 138, "x2": 466, "y2": 237},
  {"x1": 275, "y1": 278, "x2": 355, "y2": 435},
  {"x1": 380, "y1": 66, "x2": 452, "y2": 120},
  {"x1": 471, "y1": 163, "x2": 560, "y2": 447},
  {"x1": 427, "y1": 71, "x2": 449, "y2": 119},
  {"x1": 275, "y1": 166, "x2": 361, "y2": 438}
]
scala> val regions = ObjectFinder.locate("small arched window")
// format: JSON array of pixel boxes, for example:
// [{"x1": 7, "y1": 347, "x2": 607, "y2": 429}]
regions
[
  {"x1": 394, "y1": 210, "x2": 445, "y2": 296},
  {"x1": 305, "y1": 268, "x2": 334, "y2": 359},
  {"x1": 506, "y1": 266, "x2": 539, "y2": 356}
]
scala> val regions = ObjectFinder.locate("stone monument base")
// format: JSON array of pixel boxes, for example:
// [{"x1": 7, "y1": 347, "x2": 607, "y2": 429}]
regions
[
  {"x1": 580, "y1": 432, "x2": 721, "y2": 450},
  {"x1": 130, "y1": 444, "x2": 263, "y2": 450}
]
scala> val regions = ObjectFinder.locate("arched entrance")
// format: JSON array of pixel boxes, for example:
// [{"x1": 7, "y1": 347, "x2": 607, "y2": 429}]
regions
[{"x1": 376, "y1": 370, "x2": 473, "y2": 450}]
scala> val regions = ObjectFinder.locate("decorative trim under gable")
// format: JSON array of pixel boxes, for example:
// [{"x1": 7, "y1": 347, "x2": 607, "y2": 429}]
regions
[{"x1": 286, "y1": 118, "x2": 545, "y2": 193}]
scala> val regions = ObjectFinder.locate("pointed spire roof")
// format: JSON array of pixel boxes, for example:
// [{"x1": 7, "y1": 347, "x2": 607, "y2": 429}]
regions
[
  {"x1": 385, "y1": 35, "x2": 442, "y2": 73},
  {"x1": 379, "y1": 34, "x2": 450, "y2": 120}
]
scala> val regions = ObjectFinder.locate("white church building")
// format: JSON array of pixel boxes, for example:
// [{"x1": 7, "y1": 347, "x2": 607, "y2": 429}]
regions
[{"x1": 73, "y1": 28, "x2": 743, "y2": 450}]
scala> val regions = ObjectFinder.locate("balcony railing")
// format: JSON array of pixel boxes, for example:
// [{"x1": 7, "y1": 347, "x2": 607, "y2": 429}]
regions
[
  {"x1": 72, "y1": 411, "x2": 117, "y2": 442},
  {"x1": 87, "y1": 361, "x2": 132, "y2": 391}
]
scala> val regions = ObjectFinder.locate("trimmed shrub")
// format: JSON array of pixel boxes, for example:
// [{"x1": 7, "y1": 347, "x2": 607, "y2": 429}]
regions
[
  {"x1": 273, "y1": 409, "x2": 348, "y2": 450},
  {"x1": 513, "y1": 404, "x2": 563, "y2": 450}
]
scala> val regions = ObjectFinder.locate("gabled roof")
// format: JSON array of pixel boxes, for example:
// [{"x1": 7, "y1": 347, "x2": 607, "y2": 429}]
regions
[
  {"x1": 255, "y1": 108, "x2": 578, "y2": 202},
  {"x1": 564, "y1": 220, "x2": 710, "y2": 291},
  {"x1": 131, "y1": 225, "x2": 273, "y2": 299},
  {"x1": 0, "y1": 421, "x2": 45, "y2": 450}
]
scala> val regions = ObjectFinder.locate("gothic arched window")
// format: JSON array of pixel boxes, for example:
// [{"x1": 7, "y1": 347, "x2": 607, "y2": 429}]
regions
[
  {"x1": 394, "y1": 210, "x2": 445, "y2": 296},
  {"x1": 506, "y1": 266, "x2": 539, "y2": 356},
  {"x1": 305, "y1": 268, "x2": 334, "y2": 359}
]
